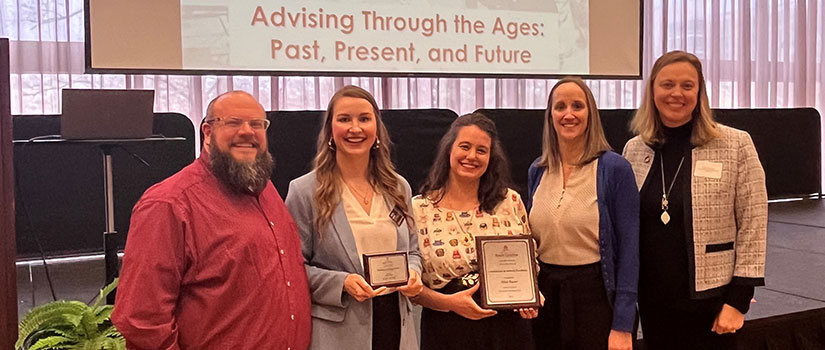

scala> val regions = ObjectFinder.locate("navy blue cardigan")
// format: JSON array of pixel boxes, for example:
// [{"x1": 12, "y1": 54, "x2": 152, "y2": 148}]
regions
[{"x1": 526, "y1": 151, "x2": 640, "y2": 332}]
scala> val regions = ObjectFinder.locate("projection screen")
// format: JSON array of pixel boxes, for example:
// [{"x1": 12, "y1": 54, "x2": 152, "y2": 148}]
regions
[{"x1": 86, "y1": 0, "x2": 641, "y2": 78}]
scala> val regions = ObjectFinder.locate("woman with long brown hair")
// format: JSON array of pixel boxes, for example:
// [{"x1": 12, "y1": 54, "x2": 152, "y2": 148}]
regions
[
  {"x1": 410, "y1": 113, "x2": 537, "y2": 350},
  {"x1": 285, "y1": 85, "x2": 423, "y2": 349}
]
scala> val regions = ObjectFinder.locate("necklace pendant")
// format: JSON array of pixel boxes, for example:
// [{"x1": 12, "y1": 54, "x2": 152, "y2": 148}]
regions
[{"x1": 660, "y1": 210, "x2": 671, "y2": 225}]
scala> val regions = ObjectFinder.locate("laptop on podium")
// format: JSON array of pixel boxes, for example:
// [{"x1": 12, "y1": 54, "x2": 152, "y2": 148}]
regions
[{"x1": 61, "y1": 89, "x2": 155, "y2": 140}]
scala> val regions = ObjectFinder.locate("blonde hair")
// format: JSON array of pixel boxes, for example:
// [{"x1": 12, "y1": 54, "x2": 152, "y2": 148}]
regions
[
  {"x1": 537, "y1": 77, "x2": 611, "y2": 169},
  {"x1": 631, "y1": 50, "x2": 719, "y2": 146},
  {"x1": 312, "y1": 85, "x2": 410, "y2": 233}
]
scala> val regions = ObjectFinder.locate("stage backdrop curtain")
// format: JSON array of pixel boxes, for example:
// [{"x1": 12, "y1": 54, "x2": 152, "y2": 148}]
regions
[{"x1": 2, "y1": 0, "x2": 824, "y2": 187}]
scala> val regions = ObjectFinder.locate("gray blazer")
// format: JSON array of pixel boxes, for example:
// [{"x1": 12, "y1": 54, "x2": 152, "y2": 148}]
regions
[{"x1": 285, "y1": 171, "x2": 422, "y2": 350}]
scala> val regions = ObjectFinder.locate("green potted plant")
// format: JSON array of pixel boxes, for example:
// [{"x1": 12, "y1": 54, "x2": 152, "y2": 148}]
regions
[{"x1": 16, "y1": 279, "x2": 125, "y2": 350}]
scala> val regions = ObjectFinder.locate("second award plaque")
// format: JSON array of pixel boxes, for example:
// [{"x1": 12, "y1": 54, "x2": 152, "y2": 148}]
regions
[
  {"x1": 475, "y1": 236, "x2": 540, "y2": 310},
  {"x1": 363, "y1": 251, "x2": 409, "y2": 288}
]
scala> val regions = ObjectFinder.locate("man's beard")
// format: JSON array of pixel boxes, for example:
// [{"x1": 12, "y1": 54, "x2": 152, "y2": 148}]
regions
[{"x1": 208, "y1": 141, "x2": 274, "y2": 195}]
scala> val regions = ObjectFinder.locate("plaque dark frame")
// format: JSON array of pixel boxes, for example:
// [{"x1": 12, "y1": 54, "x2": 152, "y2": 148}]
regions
[
  {"x1": 475, "y1": 236, "x2": 540, "y2": 310},
  {"x1": 362, "y1": 251, "x2": 409, "y2": 288}
]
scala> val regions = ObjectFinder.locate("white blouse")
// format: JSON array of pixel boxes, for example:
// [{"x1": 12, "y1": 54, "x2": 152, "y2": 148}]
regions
[{"x1": 341, "y1": 185, "x2": 398, "y2": 264}]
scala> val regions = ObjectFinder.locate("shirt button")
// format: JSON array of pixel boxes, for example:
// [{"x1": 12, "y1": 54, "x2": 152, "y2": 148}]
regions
[
  {"x1": 280, "y1": 249, "x2": 285, "y2": 255},
  {"x1": 269, "y1": 221, "x2": 275, "y2": 226},
  {"x1": 287, "y1": 281, "x2": 291, "y2": 287},
  {"x1": 291, "y1": 314, "x2": 295, "y2": 320}
]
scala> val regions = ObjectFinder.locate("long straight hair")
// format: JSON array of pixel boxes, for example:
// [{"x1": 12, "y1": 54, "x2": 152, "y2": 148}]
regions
[
  {"x1": 631, "y1": 50, "x2": 719, "y2": 146},
  {"x1": 312, "y1": 85, "x2": 410, "y2": 233},
  {"x1": 537, "y1": 77, "x2": 611, "y2": 169},
  {"x1": 418, "y1": 113, "x2": 513, "y2": 214}
]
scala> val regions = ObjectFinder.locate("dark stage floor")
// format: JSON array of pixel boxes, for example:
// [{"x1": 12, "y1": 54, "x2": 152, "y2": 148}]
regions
[{"x1": 15, "y1": 200, "x2": 825, "y2": 323}]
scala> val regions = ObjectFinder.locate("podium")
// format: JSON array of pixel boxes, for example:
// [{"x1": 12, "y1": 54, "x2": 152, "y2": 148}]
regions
[{"x1": 13, "y1": 136, "x2": 186, "y2": 303}]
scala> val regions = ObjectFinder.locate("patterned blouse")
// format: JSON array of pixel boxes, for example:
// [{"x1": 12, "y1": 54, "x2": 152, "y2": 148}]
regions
[{"x1": 411, "y1": 188, "x2": 531, "y2": 289}]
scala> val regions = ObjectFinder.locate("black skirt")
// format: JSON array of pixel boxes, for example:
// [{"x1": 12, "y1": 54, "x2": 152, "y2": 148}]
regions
[
  {"x1": 532, "y1": 262, "x2": 613, "y2": 350},
  {"x1": 420, "y1": 278, "x2": 535, "y2": 350},
  {"x1": 372, "y1": 292, "x2": 401, "y2": 350}
]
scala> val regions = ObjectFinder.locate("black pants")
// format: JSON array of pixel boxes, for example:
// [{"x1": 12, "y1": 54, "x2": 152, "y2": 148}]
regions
[
  {"x1": 421, "y1": 278, "x2": 534, "y2": 350},
  {"x1": 639, "y1": 298, "x2": 736, "y2": 350},
  {"x1": 372, "y1": 292, "x2": 401, "y2": 350},
  {"x1": 532, "y1": 262, "x2": 613, "y2": 350}
]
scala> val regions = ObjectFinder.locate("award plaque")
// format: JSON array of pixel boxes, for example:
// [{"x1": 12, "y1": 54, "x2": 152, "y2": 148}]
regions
[
  {"x1": 363, "y1": 251, "x2": 409, "y2": 288},
  {"x1": 475, "y1": 236, "x2": 540, "y2": 310}
]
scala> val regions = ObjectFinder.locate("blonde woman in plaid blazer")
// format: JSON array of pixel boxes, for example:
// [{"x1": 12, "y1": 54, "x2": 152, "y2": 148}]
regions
[{"x1": 622, "y1": 51, "x2": 767, "y2": 350}]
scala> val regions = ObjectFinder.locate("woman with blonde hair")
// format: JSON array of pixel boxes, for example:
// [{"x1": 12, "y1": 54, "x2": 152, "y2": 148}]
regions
[
  {"x1": 528, "y1": 77, "x2": 639, "y2": 350},
  {"x1": 623, "y1": 51, "x2": 767, "y2": 349},
  {"x1": 285, "y1": 85, "x2": 423, "y2": 349}
]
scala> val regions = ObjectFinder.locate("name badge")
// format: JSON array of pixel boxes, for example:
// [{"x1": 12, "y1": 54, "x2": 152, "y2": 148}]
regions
[
  {"x1": 389, "y1": 205, "x2": 405, "y2": 226},
  {"x1": 694, "y1": 160, "x2": 723, "y2": 179}
]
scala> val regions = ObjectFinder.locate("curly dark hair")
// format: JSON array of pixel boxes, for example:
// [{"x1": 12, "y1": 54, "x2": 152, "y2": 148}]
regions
[{"x1": 419, "y1": 112, "x2": 513, "y2": 214}]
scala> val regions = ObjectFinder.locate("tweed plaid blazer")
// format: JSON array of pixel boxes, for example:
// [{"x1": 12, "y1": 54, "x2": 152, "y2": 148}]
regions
[{"x1": 623, "y1": 124, "x2": 767, "y2": 296}]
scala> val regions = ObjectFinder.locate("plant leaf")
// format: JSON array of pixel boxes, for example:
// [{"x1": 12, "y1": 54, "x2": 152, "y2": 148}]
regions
[
  {"x1": 17, "y1": 301, "x2": 87, "y2": 349},
  {"x1": 93, "y1": 305, "x2": 113, "y2": 325},
  {"x1": 66, "y1": 339, "x2": 97, "y2": 350},
  {"x1": 100, "y1": 326, "x2": 120, "y2": 338},
  {"x1": 27, "y1": 335, "x2": 73, "y2": 350},
  {"x1": 78, "y1": 309, "x2": 98, "y2": 339},
  {"x1": 48, "y1": 327, "x2": 80, "y2": 342},
  {"x1": 101, "y1": 336, "x2": 125, "y2": 350},
  {"x1": 91, "y1": 279, "x2": 119, "y2": 310},
  {"x1": 17, "y1": 279, "x2": 124, "y2": 350}
]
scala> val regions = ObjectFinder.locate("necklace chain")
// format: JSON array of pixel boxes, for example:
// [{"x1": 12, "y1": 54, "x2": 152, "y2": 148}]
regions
[
  {"x1": 344, "y1": 181, "x2": 372, "y2": 205},
  {"x1": 659, "y1": 154, "x2": 685, "y2": 225}
]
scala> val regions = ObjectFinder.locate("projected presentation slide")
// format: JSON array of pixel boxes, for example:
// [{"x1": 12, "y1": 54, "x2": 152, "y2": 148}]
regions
[{"x1": 87, "y1": 0, "x2": 640, "y2": 77}]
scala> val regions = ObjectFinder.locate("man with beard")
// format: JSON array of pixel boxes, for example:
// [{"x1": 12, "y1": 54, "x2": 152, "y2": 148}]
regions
[{"x1": 112, "y1": 91, "x2": 311, "y2": 350}]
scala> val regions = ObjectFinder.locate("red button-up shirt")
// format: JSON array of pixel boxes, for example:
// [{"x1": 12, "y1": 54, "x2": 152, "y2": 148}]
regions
[{"x1": 112, "y1": 155, "x2": 311, "y2": 350}]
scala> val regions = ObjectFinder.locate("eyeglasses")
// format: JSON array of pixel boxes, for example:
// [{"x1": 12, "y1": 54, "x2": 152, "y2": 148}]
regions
[{"x1": 207, "y1": 117, "x2": 270, "y2": 130}]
